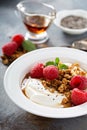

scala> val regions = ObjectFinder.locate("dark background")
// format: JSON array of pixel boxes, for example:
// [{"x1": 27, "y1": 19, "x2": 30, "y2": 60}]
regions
[{"x1": 0, "y1": 0, "x2": 87, "y2": 130}]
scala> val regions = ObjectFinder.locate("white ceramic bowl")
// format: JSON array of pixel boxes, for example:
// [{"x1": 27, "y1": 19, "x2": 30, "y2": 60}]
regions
[
  {"x1": 4, "y1": 47, "x2": 87, "y2": 118},
  {"x1": 54, "y1": 9, "x2": 87, "y2": 35}
]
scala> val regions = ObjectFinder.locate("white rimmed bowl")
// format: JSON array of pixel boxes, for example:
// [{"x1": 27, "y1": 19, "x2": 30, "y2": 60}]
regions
[
  {"x1": 4, "y1": 47, "x2": 87, "y2": 118},
  {"x1": 54, "y1": 9, "x2": 87, "y2": 35}
]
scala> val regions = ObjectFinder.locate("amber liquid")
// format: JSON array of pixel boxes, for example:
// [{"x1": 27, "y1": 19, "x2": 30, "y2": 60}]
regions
[{"x1": 23, "y1": 15, "x2": 52, "y2": 34}]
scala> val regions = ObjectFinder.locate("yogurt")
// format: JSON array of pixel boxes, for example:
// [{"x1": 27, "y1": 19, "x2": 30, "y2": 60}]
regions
[{"x1": 22, "y1": 77, "x2": 65, "y2": 107}]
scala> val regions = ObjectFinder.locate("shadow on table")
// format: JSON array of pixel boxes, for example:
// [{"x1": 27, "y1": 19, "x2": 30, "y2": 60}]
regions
[{"x1": 1, "y1": 111, "x2": 87, "y2": 130}]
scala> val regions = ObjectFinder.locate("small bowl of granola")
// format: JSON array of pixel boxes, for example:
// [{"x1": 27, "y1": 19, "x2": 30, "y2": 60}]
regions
[{"x1": 4, "y1": 47, "x2": 87, "y2": 118}]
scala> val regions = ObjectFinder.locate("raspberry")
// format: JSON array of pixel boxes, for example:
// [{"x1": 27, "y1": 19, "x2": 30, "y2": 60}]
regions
[
  {"x1": 2, "y1": 42, "x2": 18, "y2": 56},
  {"x1": 30, "y1": 63, "x2": 44, "y2": 78},
  {"x1": 12, "y1": 34, "x2": 24, "y2": 47},
  {"x1": 70, "y1": 75, "x2": 87, "y2": 90},
  {"x1": 71, "y1": 88, "x2": 87, "y2": 105},
  {"x1": 43, "y1": 65, "x2": 59, "y2": 80}
]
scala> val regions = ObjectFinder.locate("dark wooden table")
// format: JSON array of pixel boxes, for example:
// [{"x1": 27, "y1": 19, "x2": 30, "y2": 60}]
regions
[{"x1": 0, "y1": 0, "x2": 87, "y2": 130}]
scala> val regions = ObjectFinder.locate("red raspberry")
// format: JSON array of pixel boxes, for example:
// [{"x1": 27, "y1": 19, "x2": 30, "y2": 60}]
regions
[
  {"x1": 70, "y1": 75, "x2": 87, "y2": 90},
  {"x1": 85, "y1": 92, "x2": 87, "y2": 98},
  {"x1": 43, "y1": 65, "x2": 59, "y2": 80},
  {"x1": 30, "y1": 63, "x2": 44, "y2": 78},
  {"x1": 2, "y1": 42, "x2": 18, "y2": 56},
  {"x1": 12, "y1": 34, "x2": 24, "y2": 47},
  {"x1": 71, "y1": 88, "x2": 87, "y2": 105}
]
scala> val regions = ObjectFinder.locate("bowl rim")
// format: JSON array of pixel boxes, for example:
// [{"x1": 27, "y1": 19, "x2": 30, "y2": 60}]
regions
[{"x1": 4, "y1": 47, "x2": 87, "y2": 118}]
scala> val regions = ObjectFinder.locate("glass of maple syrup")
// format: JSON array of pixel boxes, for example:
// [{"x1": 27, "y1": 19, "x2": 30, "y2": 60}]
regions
[{"x1": 17, "y1": 1, "x2": 56, "y2": 44}]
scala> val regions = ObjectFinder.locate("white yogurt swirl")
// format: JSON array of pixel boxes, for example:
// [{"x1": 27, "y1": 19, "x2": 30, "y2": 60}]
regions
[{"x1": 22, "y1": 77, "x2": 65, "y2": 107}]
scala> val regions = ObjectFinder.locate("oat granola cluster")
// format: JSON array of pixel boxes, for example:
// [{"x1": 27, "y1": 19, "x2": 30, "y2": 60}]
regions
[{"x1": 41, "y1": 69, "x2": 72, "y2": 107}]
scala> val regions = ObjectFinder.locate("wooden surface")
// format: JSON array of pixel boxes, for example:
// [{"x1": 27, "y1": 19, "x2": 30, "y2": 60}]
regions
[{"x1": 0, "y1": 0, "x2": 87, "y2": 130}]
